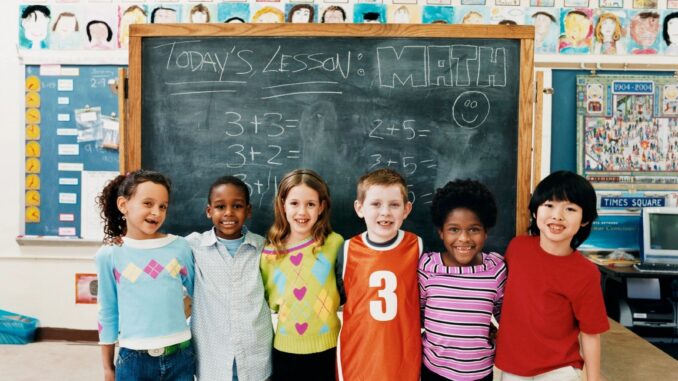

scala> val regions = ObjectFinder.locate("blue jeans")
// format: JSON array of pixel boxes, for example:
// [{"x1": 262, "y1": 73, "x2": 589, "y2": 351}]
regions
[{"x1": 116, "y1": 345, "x2": 195, "y2": 381}]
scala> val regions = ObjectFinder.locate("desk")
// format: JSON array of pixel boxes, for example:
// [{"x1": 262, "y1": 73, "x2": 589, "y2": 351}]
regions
[{"x1": 599, "y1": 318, "x2": 678, "y2": 380}]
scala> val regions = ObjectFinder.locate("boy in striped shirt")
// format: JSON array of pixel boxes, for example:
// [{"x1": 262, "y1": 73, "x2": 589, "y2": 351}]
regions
[{"x1": 418, "y1": 179, "x2": 507, "y2": 381}]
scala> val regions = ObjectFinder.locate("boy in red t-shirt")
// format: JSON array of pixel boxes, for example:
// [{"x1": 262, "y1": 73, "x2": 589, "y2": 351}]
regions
[{"x1": 495, "y1": 171, "x2": 609, "y2": 381}]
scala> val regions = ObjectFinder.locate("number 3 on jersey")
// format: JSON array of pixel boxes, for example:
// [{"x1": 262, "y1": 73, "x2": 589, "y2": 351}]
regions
[{"x1": 369, "y1": 271, "x2": 397, "y2": 321}]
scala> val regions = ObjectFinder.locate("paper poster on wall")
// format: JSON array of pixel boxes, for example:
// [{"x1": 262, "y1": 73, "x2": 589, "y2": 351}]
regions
[
  {"x1": 576, "y1": 75, "x2": 678, "y2": 190},
  {"x1": 75, "y1": 273, "x2": 98, "y2": 304}
]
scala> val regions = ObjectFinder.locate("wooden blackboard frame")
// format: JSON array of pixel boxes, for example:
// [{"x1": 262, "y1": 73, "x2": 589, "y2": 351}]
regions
[{"x1": 125, "y1": 23, "x2": 535, "y2": 234}]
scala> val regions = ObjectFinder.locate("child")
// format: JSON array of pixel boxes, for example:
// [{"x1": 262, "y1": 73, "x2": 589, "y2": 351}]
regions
[
  {"x1": 186, "y1": 176, "x2": 273, "y2": 380},
  {"x1": 337, "y1": 168, "x2": 422, "y2": 381},
  {"x1": 495, "y1": 171, "x2": 609, "y2": 381},
  {"x1": 259, "y1": 169, "x2": 344, "y2": 381},
  {"x1": 95, "y1": 170, "x2": 195, "y2": 381},
  {"x1": 419, "y1": 179, "x2": 507, "y2": 381}
]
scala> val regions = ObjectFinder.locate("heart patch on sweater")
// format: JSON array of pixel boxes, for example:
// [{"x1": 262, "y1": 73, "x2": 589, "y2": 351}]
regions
[
  {"x1": 293, "y1": 287, "x2": 307, "y2": 301},
  {"x1": 295, "y1": 322, "x2": 308, "y2": 335},
  {"x1": 290, "y1": 252, "x2": 303, "y2": 266}
]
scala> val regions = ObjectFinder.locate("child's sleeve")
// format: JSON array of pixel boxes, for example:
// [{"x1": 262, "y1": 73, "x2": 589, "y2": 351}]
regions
[
  {"x1": 181, "y1": 241, "x2": 195, "y2": 297},
  {"x1": 95, "y1": 247, "x2": 119, "y2": 345},
  {"x1": 335, "y1": 241, "x2": 347, "y2": 305},
  {"x1": 493, "y1": 259, "x2": 508, "y2": 322},
  {"x1": 259, "y1": 253, "x2": 278, "y2": 311},
  {"x1": 573, "y1": 266, "x2": 610, "y2": 334}
]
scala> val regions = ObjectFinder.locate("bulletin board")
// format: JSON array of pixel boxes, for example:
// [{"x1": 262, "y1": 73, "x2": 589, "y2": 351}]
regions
[
  {"x1": 23, "y1": 65, "x2": 121, "y2": 240},
  {"x1": 576, "y1": 74, "x2": 678, "y2": 190}
]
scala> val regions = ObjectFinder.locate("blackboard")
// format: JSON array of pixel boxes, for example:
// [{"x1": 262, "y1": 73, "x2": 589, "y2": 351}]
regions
[{"x1": 126, "y1": 24, "x2": 535, "y2": 253}]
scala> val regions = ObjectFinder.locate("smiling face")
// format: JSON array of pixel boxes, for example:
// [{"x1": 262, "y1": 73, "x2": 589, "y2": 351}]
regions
[
  {"x1": 438, "y1": 208, "x2": 487, "y2": 267},
  {"x1": 535, "y1": 199, "x2": 586, "y2": 256},
  {"x1": 600, "y1": 18, "x2": 616, "y2": 41},
  {"x1": 631, "y1": 14, "x2": 659, "y2": 47},
  {"x1": 323, "y1": 9, "x2": 344, "y2": 23},
  {"x1": 55, "y1": 15, "x2": 77, "y2": 33},
  {"x1": 22, "y1": 10, "x2": 50, "y2": 44},
  {"x1": 117, "y1": 181, "x2": 169, "y2": 240},
  {"x1": 355, "y1": 184, "x2": 412, "y2": 243},
  {"x1": 291, "y1": 8, "x2": 311, "y2": 23},
  {"x1": 668, "y1": 18, "x2": 678, "y2": 45},
  {"x1": 452, "y1": 91, "x2": 490, "y2": 129},
  {"x1": 283, "y1": 184, "x2": 324, "y2": 244},
  {"x1": 565, "y1": 13, "x2": 591, "y2": 42},
  {"x1": 206, "y1": 184, "x2": 251, "y2": 240}
]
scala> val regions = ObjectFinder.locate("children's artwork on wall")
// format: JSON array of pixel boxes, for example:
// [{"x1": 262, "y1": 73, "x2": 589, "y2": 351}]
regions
[
  {"x1": 85, "y1": 3, "x2": 117, "y2": 50},
  {"x1": 184, "y1": 3, "x2": 217, "y2": 23},
  {"x1": 387, "y1": 5, "x2": 420, "y2": 23},
  {"x1": 324, "y1": 0, "x2": 349, "y2": 4},
  {"x1": 495, "y1": 0, "x2": 520, "y2": 6},
  {"x1": 422, "y1": 5, "x2": 454, "y2": 23},
  {"x1": 150, "y1": 4, "x2": 182, "y2": 23},
  {"x1": 633, "y1": 0, "x2": 658, "y2": 9},
  {"x1": 599, "y1": 0, "x2": 624, "y2": 8},
  {"x1": 460, "y1": 0, "x2": 486, "y2": 5},
  {"x1": 285, "y1": 3, "x2": 317, "y2": 23},
  {"x1": 358, "y1": 0, "x2": 383, "y2": 3},
  {"x1": 75, "y1": 274, "x2": 98, "y2": 304},
  {"x1": 577, "y1": 75, "x2": 678, "y2": 190},
  {"x1": 593, "y1": 9, "x2": 628, "y2": 55},
  {"x1": 320, "y1": 4, "x2": 351, "y2": 23},
  {"x1": 528, "y1": 8, "x2": 559, "y2": 53},
  {"x1": 663, "y1": 11, "x2": 678, "y2": 55},
  {"x1": 558, "y1": 8, "x2": 593, "y2": 54},
  {"x1": 251, "y1": 4, "x2": 285, "y2": 22},
  {"x1": 353, "y1": 3, "x2": 386, "y2": 23},
  {"x1": 455, "y1": 6, "x2": 489, "y2": 24},
  {"x1": 529, "y1": 0, "x2": 555, "y2": 6},
  {"x1": 49, "y1": 5, "x2": 83, "y2": 50},
  {"x1": 628, "y1": 11, "x2": 661, "y2": 54},
  {"x1": 490, "y1": 6, "x2": 525, "y2": 24},
  {"x1": 118, "y1": 4, "x2": 147, "y2": 49},
  {"x1": 393, "y1": 0, "x2": 418, "y2": 5},
  {"x1": 563, "y1": 0, "x2": 589, "y2": 6},
  {"x1": 669, "y1": 0, "x2": 678, "y2": 9},
  {"x1": 427, "y1": 0, "x2": 452, "y2": 5},
  {"x1": 218, "y1": 3, "x2": 250, "y2": 23},
  {"x1": 20, "y1": 5, "x2": 52, "y2": 50}
]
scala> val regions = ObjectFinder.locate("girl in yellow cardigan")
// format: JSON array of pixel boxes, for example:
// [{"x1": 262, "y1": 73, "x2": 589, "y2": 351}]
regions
[{"x1": 260, "y1": 169, "x2": 343, "y2": 381}]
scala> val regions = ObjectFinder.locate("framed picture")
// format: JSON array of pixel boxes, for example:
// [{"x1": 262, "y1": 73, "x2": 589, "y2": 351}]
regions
[
  {"x1": 563, "y1": 0, "x2": 589, "y2": 6},
  {"x1": 669, "y1": 0, "x2": 678, "y2": 9},
  {"x1": 75, "y1": 273, "x2": 98, "y2": 304},
  {"x1": 529, "y1": 0, "x2": 555, "y2": 6},
  {"x1": 633, "y1": 0, "x2": 658, "y2": 8},
  {"x1": 460, "y1": 0, "x2": 486, "y2": 5},
  {"x1": 495, "y1": 0, "x2": 520, "y2": 5},
  {"x1": 599, "y1": 0, "x2": 624, "y2": 8}
]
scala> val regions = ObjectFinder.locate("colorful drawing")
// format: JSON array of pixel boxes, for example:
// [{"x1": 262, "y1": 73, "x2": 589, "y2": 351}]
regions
[
  {"x1": 20, "y1": 5, "x2": 51, "y2": 49},
  {"x1": 86, "y1": 3, "x2": 117, "y2": 50},
  {"x1": 495, "y1": 0, "x2": 520, "y2": 6},
  {"x1": 49, "y1": 9, "x2": 82, "y2": 49},
  {"x1": 664, "y1": 84, "x2": 678, "y2": 115},
  {"x1": 286, "y1": 4, "x2": 316, "y2": 23},
  {"x1": 593, "y1": 10, "x2": 627, "y2": 55},
  {"x1": 633, "y1": 0, "x2": 658, "y2": 9},
  {"x1": 185, "y1": 3, "x2": 217, "y2": 23},
  {"x1": 422, "y1": 5, "x2": 454, "y2": 24},
  {"x1": 529, "y1": 9, "x2": 558, "y2": 53},
  {"x1": 150, "y1": 5, "x2": 181, "y2": 23},
  {"x1": 529, "y1": 0, "x2": 555, "y2": 6},
  {"x1": 669, "y1": 0, "x2": 678, "y2": 9},
  {"x1": 460, "y1": 0, "x2": 486, "y2": 5},
  {"x1": 663, "y1": 11, "x2": 678, "y2": 55},
  {"x1": 218, "y1": 3, "x2": 250, "y2": 23},
  {"x1": 586, "y1": 84, "x2": 604, "y2": 113},
  {"x1": 455, "y1": 6, "x2": 489, "y2": 24},
  {"x1": 629, "y1": 11, "x2": 660, "y2": 54},
  {"x1": 321, "y1": 5, "x2": 349, "y2": 23},
  {"x1": 353, "y1": 3, "x2": 386, "y2": 23},
  {"x1": 490, "y1": 6, "x2": 525, "y2": 24},
  {"x1": 387, "y1": 5, "x2": 420, "y2": 24},
  {"x1": 75, "y1": 274, "x2": 98, "y2": 304},
  {"x1": 558, "y1": 8, "x2": 593, "y2": 54},
  {"x1": 118, "y1": 5, "x2": 147, "y2": 49},
  {"x1": 427, "y1": 0, "x2": 453, "y2": 5},
  {"x1": 600, "y1": 0, "x2": 624, "y2": 8},
  {"x1": 251, "y1": 5, "x2": 285, "y2": 23},
  {"x1": 563, "y1": 0, "x2": 589, "y2": 6}
]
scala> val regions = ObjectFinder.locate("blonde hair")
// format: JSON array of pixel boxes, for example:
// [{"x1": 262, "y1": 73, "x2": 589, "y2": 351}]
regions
[
  {"x1": 356, "y1": 168, "x2": 408, "y2": 204},
  {"x1": 267, "y1": 169, "x2": 332, "y2": 255},
  {"x1": 595, "y1": 13, "x2": 622, "y2": 42},
  {"x1": 252, "y1": 6, "x2": 284, "y2": 23}
]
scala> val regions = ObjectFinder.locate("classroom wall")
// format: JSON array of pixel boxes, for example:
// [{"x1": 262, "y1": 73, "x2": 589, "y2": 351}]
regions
[{"x1": 1, "y1": 0, "x2": 99, "y2": 330}]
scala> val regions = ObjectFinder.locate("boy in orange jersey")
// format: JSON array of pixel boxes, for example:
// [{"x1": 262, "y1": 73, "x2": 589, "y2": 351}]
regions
[{"x1": 336, "y1": 168, "x2": 423, "y2": 381}]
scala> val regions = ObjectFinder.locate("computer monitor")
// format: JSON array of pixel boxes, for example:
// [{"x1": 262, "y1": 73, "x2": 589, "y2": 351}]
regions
[{"x1": 640, "y1": 207, "x2": 678, "y2": 264}]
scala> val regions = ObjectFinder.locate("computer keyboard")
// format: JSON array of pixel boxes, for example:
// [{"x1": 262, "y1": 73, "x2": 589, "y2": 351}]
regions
[{"x1": 634, "y1": 263, "x2": 678, "y2": 274}]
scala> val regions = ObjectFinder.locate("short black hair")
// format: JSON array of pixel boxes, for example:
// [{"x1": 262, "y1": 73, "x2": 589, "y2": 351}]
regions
[
  {"x1": 528, "y1": 171, "x2": 598, "y2": 249},
  {"x1": 151, "y1": 6, "x2": 176, "y2": 23},
  {"x1": 663, "y1": 12, "x2": 678, "y2": 45},
  {"x1": 363, "y1": 12, "x2": 380, "y2": 22},
  {"x1": 431, "y1": 179, "x2": 498, "y2": 231},
  {"x1": 22, "y1": 5, "x2": 50, "y2": 20},
  {"x1": 86, "y1": 20, "x2": 112, "y2": 42},
  {"x1": 207, "y1": 176, "x2": 250, "y2": 205},
  {"x1": 225, "y1": 16, "x2": 245, "y2": 23}
]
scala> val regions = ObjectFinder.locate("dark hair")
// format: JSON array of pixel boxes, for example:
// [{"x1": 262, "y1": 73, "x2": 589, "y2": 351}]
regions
[
  {"x1": 532, "y1": 11, "x2": 556, "y2": 23},
  {"x1": 663, "y1": 12, "x2": 678, "y2": 45},
  {"x1": 86, "y1": 20, "x2": 112, "y2": 42},
  {"x1": 528, "y1": 171, "x2": 598, "y2": 249},
  {"x1": 22, "y1": 5, "x2": 50, "y2": 20},
  {"x1": 52, "y1": 12, "x2": 78, "y2": 32},
  {"x1": 207, "y1": 176, "x2": 250, "y2": 204},
  {"x1": 225, "y1": 16, "x2": 245, "y2": 23},
  {"x1": 288, "y1": 4, "x2": 314, "y2": 23},
  {"x1": 322, "y1": 6, "x2": 346, "y2": 23},
  {"x1": 363, "y1": 12, "x2": 380, "y2": 22},
  {"x1": 97, "y1": 170, "x2": 172, "y2": 244},
  {"x1": 431, "y1": 179, "x2": 498, "y2": 231},
  {"x1": 498, "y1": 19, "x2": 517, "y2": 25},
  {"x1": 151, "y1": 6, "x2": 176, "y2": 23}
]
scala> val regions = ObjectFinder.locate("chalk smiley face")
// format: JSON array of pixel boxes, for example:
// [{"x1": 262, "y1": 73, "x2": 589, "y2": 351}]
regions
[{"x1": 452, "y1": 91, "x2": 490, "y2": 129}]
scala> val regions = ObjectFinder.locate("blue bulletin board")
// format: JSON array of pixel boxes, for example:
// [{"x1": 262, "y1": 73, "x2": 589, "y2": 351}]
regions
[{"x1": 24, "y1": 65, "x2": 122, "y2": 239}]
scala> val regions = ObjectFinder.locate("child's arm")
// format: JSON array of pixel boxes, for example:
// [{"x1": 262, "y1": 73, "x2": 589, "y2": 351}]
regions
[
  {"x1": 101, "y1": 344, "x2": 115, "y2": 381},
  {"x1": 335, "y1": 241, "x2": 347, "y2": 305},
  {"x1": 581, "y1": 332, "x2": 602, "y2": 381}
]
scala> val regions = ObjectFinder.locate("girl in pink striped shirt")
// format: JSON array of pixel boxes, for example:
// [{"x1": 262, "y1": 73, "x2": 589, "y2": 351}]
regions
[{"x1": 418, "y1": 179, "x2": 507, "y2": 381}]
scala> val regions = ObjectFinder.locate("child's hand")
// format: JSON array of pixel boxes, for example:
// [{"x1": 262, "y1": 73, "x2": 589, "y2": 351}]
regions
[{"x1": 104, "y1": 367, "x2": 115, "y2": 381}]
